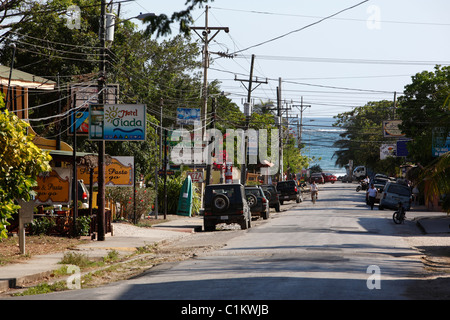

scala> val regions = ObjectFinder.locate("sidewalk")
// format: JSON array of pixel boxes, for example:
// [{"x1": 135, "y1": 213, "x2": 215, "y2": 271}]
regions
[
  {"x1": 407, "y1": 204, "x2": 450, "y2": 234},
  {"x1": 0, "y1": 215, "x2": 203, "y2": 293}
]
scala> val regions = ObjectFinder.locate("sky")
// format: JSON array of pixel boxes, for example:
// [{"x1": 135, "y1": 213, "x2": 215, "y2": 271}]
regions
[{"x1": 118, "y1": 0, "x2": 450, "y2": 119}]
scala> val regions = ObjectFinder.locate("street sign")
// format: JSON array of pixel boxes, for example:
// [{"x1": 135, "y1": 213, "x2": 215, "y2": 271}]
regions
[
  {"x1": 89, "y1": 104, "x2": 146, "y2": 141},
  {"x1": 158, "y1": 170, "x2": 175, "y2": 176}
]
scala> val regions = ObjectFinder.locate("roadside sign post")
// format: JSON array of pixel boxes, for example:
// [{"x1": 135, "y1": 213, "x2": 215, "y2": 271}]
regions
[{"x1": 17, "y1": 200, "x2": 35, "y2": 255}]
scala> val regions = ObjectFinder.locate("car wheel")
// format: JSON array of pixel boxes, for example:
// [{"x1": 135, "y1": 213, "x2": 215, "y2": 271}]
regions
[
  {"x1": 246, "y1": 194, "x2": 258, "y2": 208},
  {"x1": 212, "y1": 194, "x2": 230, "y2": 212}
]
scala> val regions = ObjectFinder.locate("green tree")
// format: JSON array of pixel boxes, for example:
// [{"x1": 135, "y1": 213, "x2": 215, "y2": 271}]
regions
[
  {"x1": 0, "y1": 107, "x2": 52, "y2": 238},
  {"x1": 397, "y1": 65, "x2": 450, "y2": 166},
  {"x1": 332, "y1": 100, "x2": 403, "y2": 173},
  {"x1": 416, "y1": 152, "x2": 450, "y2": 214}
]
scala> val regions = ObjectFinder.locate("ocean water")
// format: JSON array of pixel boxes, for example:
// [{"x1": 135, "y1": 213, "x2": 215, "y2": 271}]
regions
[{"x1": 291, "y1": 117, "x2": 347, "y2": 176}]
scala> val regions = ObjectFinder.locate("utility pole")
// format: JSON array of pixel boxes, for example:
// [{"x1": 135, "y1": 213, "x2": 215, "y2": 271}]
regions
[
  {"x1": 97, "y1": 0, "x2": 107, "y2": 241},
  {"x1": 278, "y1": 78, "x2": 284, "y2": 181},
  {"x1": 205, "y1": 97, "x2": 216, "y2": 186},
  {"x1": 191, "y1": 6, "x2": 228, "y2": 186},
  {"x1": 293, "y1": 97, "x2": 311, "y2": 148},
  {"x1": 234, "y1": 54, "x2": 267, "y2": 185}
]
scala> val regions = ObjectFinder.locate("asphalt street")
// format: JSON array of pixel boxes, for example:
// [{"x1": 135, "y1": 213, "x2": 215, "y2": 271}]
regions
[{"x1": 16, "y1": 182, "x2": 440, "y2": 300}]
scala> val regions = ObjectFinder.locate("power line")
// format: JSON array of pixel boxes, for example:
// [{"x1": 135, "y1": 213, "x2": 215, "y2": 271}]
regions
[
  {"x1": 234, "y1": 54, "x2": 450, "y2": 67},
  {"x1": 231, "y1": 0, "x2": 369, "y2": 55}
]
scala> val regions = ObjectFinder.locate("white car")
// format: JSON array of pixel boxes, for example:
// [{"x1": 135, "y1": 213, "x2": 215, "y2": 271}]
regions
[{"x1": 379, "y1": 182, "x2": 412, "y2": 211}]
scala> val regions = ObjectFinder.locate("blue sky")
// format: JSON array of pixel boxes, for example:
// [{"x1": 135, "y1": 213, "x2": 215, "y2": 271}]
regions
[{"x1": 119, "y1": 0, "x2": 450, "y2": 118}]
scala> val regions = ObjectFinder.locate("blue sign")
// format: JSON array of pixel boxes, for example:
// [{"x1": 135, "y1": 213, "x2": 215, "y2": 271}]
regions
[
  {"x1": 432, "y1": 127, "x2": 450, "y2": 157},
  {"x1": 89, "y1": 104, "x2": 146, "y2": 141},
  {"x1": 177, "y1": 108, "x2": 201, "y2": 125},
  {"x1": 396, "y1": 139, "x2": 410, "y2": 157}
]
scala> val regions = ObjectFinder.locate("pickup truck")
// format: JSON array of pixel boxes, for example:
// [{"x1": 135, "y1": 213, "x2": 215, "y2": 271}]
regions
[{"x1": 276, "y1": 180, "x2": 303, "y2": 205}]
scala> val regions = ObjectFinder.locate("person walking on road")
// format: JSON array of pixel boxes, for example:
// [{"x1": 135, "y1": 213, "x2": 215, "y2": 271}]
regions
[
  {"x1": 310, "y1": 181, "x2": 319, "y2": 203},
  {"x1": 367, "y1": 183, "x2": 377, "y2": 210}
]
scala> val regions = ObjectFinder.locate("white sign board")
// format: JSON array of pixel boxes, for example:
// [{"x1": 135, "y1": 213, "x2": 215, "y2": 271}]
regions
[{"x1": 186, "y1": 171, "x2": 204, "y2": 183}]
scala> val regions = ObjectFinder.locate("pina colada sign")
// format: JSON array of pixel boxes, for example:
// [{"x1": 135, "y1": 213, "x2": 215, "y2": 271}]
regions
[{"x1": 89, "y1": 104, "x2": 146, "y2": 141}]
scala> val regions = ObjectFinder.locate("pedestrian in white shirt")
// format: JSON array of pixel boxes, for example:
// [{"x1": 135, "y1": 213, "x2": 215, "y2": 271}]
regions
[{"x1": 367, "y1": 183, "x2": 377, "y2": 210}]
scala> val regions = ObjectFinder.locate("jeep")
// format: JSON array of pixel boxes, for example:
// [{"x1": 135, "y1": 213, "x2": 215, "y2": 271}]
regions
[
  {"x1": 203, "y1": 184, "x2": 251, "y2": 231},
  {"x1": 245, "y1": 186, "x2": 270, "y2": 220}
]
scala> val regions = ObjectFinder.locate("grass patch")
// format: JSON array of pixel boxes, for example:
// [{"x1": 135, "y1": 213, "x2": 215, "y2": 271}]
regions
[{"x1": 13, "y1": 281, "x2": 67, "y2": 296}]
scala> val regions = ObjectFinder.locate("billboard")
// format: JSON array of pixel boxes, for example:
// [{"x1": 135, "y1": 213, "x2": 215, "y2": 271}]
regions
[
  {"x1": 432, "y1": 127, "x2": 450, "y2": 157},
  {"x1": 383, "y1": 120, "x2": 405, "y2": 138},
  {"x1": 89, "y1": 104, "x2": 146, "y2": 141},
  {"x1": 69, "y1": 83, "x2": 119, "y2": 135},
  {"x1": 177, "y1": 108, "x2": 201, "y2": 125},
  {"x1": 380, "y1": 144, "x2": 396, "y2": 160}
]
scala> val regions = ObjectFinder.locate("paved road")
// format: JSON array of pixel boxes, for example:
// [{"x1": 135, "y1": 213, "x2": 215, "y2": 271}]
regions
[{"x1": 22, "y1": 182, "x2": 429, "y2": 300}]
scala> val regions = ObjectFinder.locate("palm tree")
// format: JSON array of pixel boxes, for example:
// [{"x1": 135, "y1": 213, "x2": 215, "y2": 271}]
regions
[{"x1": 420, "y1": 152, "x2": 450, "y2": 213}]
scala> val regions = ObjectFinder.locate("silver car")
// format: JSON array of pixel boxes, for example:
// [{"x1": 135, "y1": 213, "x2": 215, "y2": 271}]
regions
[{"x1": 379, "y1": 182, "x2": 412, "y2": 211}]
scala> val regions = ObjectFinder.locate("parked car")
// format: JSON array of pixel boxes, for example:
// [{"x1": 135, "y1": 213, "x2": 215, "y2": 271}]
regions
[
  {"x1": 276, "y1": 180, "x2": 303, "y2": 205},
  {"x1": 260, "y1": 184, "x2": 281, "y2": 212},
  {"x1": 203, "y1": 184, "x2": 251, "y2": 231},
  {"x1": 322, "y1": 173, "x2": 337, "y2": 184},
  {"x1": 365, "y1": 177, "x2": 389, "y2": 204},
  {"x1": 78, "y1": 180, "x2": 89, "y2": 209},
  {"x1": 379, "y1": 182, "x2": 412, "y2": 211},
  {"x1": 309, "y1": 173, "x2": 324, "y2": 184},
  {"x1": 245, "y1": 186, "x2": 270, "y2": 220}
]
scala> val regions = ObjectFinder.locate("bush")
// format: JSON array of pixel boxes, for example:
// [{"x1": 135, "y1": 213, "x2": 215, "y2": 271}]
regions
[
  {"x1": 106, "y1": 187, "x2": 155, "y2": 221},
  {"x1": 29, "y1": 217, "x2": 56, "y2": 235},
  {"x1": 157, "y1": 175, "x2": 201, "y2": 216}
]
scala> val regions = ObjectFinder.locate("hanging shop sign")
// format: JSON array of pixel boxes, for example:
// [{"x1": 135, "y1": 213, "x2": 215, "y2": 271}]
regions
[
  {"x1": 33, "y1": 168, "x2": 71, "y2": 204},
  {"x1": 89, "y1": 104, "x2": 146, "y2": 141},
  {"x1": 382, "y1": 120, "x2": 405, "y2": 138},
  {"x1": 78, "y1": 156, "x2": 134, "y2": 187}
]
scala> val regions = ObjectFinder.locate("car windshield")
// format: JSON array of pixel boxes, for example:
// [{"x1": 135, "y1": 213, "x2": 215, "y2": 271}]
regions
[
  {"x1": 245, "y1": 189, "x2": 261, "y2": 196},
  {"x1": 373, "y1": 179, "x2": 387, "y2": 185},
  {"x1": 387, "y1": 184, "x2": 411, "y2": 196},
  {"x1": 208, "y1": 187, "x2": 239, "y2": 204}
]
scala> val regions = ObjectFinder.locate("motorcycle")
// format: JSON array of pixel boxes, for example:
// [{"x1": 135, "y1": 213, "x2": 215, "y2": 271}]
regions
[{"x1": 356, "y1": 181, "x2": 368, "y2": 192}]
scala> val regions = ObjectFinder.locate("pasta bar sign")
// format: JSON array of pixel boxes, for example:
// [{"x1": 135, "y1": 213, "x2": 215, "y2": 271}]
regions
[{"x1": 89, "y1": 104, "x2": 146, "y2": 141}]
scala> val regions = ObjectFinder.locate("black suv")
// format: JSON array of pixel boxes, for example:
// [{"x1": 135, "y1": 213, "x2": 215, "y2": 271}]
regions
[
  {"x1": 260, "y1": 184, "x2": 281, "y2": 212},
  {"x1": 203, "y1": 184, "x2": 251, "y2": 231},
  {"x1": 245, "y1": 186, "x2": 270, "y2": 220},
  {"x1": 276, "y1": 180, "x2": 302, "y2": 205}
]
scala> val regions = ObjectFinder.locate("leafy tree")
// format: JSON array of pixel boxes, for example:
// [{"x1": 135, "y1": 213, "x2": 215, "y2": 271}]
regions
[
  {"x1": 142, "y1": 0, "x2": 213, "y2": 37},
  {"x1": 332, "y1": 100, "x2": 403, "y2": 173},
  {"x1": 0, "y1": 106, "x2": 52, "y2": 238},
  {"x1": 419, "y1": 152, "x2": 450, "y2": 213},
  {"x1": 397, "y1": 65, "x2": 450, "y2": 166},
  {"x1": 283, "y1": 134, "x2": 310, "y2": 174}
]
